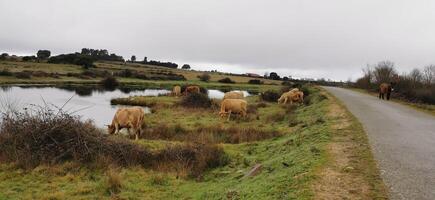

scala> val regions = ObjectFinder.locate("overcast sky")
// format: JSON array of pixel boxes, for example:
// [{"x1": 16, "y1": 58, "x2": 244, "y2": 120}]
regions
[{"x1": 1, "y1": 0, "x2": 435, "y2": 81}]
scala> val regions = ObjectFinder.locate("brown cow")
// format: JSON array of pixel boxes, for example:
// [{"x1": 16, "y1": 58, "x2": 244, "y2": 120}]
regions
[
  {"x1": 184, "y1": 85, "x2": 200, "y2": 95},
  {"x1": 295, "y1": 91, "x2": 304, "y2": 103},
  {"x1": 379, "y1": 83, "x2": 393, "y2": 100},
  {"x1": 223, "y1": 91, "x2": 244, "y2": 100},
  {"x1": 219, "y1": 99, "x2": 247, "y2": 121},
  {"x1": 172, "y1": 85, "x2": 181, "y2": 97},
  {"x1": 108, "y1": 107, "x2": 145, "y2": 140}
]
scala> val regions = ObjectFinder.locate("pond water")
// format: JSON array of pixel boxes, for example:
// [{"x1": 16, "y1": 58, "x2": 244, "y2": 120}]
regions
[{"x1": 0, "y1": 86, "x2": 252, "y2": 127}]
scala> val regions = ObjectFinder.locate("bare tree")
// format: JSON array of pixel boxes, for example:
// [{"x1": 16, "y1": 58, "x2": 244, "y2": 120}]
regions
[
  {"x1": 422, "y1": 65, "x2": 435, "y2": 86},
  {"x1": 373, "y1": 61, "x2": 396, "y2": 84},
  {"x1": 363, "y1": 65, "x2": 373, "y2": 82},
  {"x1": 408, "y1": 68, "x2": 422, "y2": 88}
]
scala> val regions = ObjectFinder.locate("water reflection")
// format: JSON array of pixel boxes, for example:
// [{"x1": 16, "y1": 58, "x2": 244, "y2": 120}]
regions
[{"x1": 0, "y1": 86, "x2": 255, "y2": 127}]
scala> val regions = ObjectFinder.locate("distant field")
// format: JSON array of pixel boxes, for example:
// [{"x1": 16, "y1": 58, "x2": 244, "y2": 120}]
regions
[
  {"x1": 0, "y1": 61, "x2": 82, "y2": 74},
  {"x1": 0, "y1": 61, "x2": 282, "y2": 88}
]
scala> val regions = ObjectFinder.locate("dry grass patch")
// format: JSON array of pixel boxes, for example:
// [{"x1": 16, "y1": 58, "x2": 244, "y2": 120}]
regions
[{"x1": 142, "y1": 123, "x2": 281, "y2": 144}]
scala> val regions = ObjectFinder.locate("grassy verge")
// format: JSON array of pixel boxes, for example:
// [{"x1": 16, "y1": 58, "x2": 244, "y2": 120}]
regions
[
  {"x1": 349, "y1": 87, "x2": 435, "y2": 116},
  {"x1": 313, "y1": 89, "x2": 388, "y2": 199}
]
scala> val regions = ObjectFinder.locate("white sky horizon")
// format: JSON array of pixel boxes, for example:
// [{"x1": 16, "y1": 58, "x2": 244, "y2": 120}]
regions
[{"x1": 2, "y1": 0, "x2": 435, "y2": 81}]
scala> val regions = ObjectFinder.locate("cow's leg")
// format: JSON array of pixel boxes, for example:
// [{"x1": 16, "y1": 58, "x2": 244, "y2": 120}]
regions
[
  {"x1": 114, "y1": 124, "x2": 119, "y2": 134},
  {"x1": 227, "y1": 111, "x2": 231, "y2": 121},
  {"x1": 134, "y1": 125, "x2": 141, "y2": 141},
  {"x1": 379, "y1": 92, "x2": 382, "y2": 99},
  {"x1": 283, "y1": 97, "x2": 287, "y2": 104},
  {"x1": 386, "y1": 92, "x2": 391, "y2": 100},
  {"x1": 134, "y1": 128, "x2": 139, "y2": 140}
]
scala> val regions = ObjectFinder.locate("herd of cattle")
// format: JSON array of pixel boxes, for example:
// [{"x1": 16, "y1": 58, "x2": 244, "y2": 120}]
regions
[{"x1": 108, "y1": 85, "x2": 304, "y2": 140}]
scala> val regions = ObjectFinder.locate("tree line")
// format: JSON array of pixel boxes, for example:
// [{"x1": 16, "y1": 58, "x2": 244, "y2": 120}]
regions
[
  {"x1": 129, "y1": 55, "x2": 179, "y2": 69},
  {"x1": 354, "y1": 61, "x2": 435, "y2": 104}
]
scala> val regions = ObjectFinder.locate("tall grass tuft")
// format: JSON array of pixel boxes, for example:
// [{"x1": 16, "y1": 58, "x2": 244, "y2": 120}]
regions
[{"x1": 106, "y1": 168, "x2": 122, "y2": 195}]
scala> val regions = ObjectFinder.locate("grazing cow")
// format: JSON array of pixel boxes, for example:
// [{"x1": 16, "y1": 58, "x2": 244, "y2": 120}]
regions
[
  {"x1": 223, "y1": 91, "x2": 244, "y2": 100},
  {"x1": 289, "y1": 88, "x2": 299, "y2": 93},
  {"x1": 219, "y1": 99, "x2": 247, "y2": 121},
  {"x1": 107, "y1": 107, "x2": 145, "y2": 140},
  {"x1": 184, "y1": 85, "x2": 200, "y2": 95},
  {"x1": 172, "y1": 85, "x2": 181, "y2": 97},
  {"x1": 278, "y1": 89, "x2": 304, "y2": 105},
  {"x1": 379, "y1": 83, "x2": 393, "y2": 100},
  {"x1": 295, "y1": 91, "x2": 304, "y2": 103}
]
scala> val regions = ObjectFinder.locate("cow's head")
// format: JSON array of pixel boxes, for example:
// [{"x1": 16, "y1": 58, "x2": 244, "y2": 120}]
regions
[
  {"x1": 106, "y1": 124, "x2": 115, "y2": 135},
  {"x1": 277, "y1": 96, "x2": 283, "y2": 104},
  {"x1": 219, "y1": 111, "x2": 228, "y2": 118}
]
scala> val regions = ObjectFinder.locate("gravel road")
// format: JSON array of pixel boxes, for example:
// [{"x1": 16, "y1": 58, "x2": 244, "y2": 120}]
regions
[{"x1": 323, "y1": 86, "x2": 435, "y2": 200}]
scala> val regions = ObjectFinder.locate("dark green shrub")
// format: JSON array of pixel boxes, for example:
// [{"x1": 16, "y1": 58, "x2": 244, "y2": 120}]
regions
[
  {"x1": 248, "y1": 79, "x2": 263, "y2": 84},
  {"x1": 0, "y1": 69, "x2": 12, "y2": 76},
  {"x1": 101, "y1": 76, "x2": 119, "y2": 89},
  {"x1": 15, "y1": 71, "x2": 31, "y2": 79},
  {"x1": 198, "y1": 73, "x2": 211, "y2": 82},
  {"x1": 260, "y1": 90, "x2": 280, "y2": 102},
  {"x1": 179, "y1": 92, "x2": 211, "y2": 108},
  {"x1": 218, "y1": 77, "x2": 235, "y2": 84}
]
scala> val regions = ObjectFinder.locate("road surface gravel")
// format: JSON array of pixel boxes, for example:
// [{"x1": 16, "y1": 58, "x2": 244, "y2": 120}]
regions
[{"x1": 323, "y1": 86, "x2": 435, "y2": 200}]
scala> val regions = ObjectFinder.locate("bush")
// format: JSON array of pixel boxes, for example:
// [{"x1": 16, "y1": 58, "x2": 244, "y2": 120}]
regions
[
  {"x1": 15, "y1": 71, "x2": 32, "y2": 79},
  {"x1": 179, "y1": 93, "x2": 211, "y2": 108},
  {"x1": 248, "y1": 79, "x2": 263, "y2": 84},
  {"x1": 0, "y1": 107, "x2": 229, "y2": 179},
  {"x1": 198, "y1": 73, "x2": 211, "y2": 82},
  {"x1": 0, "y1": 106, "x2": 153, "y2": 168},
  {"x1": 0, "y1": 107, "x2": 227, "y2": 177},
  {"x1": 300, "y1": 85, "x2": 311, "y2": 96},
  {"x1": 22, "y1": 56, "x2": 37, "y2": 62},
  {"x1": 260, "y1": 90, "x2": 280, "y2": 102},
  {"x1": 101, "y1": 76, "x2": 119, "y2": 89},
  {"x1": 218, "y1": 77, "x2": 235, "y2": 84},
  {"x1": 0, "y1": 69, "x2": 12, "y2": 76},
  {"x1": 415, "y1": 88, "x2": 435, "y2": 104}
]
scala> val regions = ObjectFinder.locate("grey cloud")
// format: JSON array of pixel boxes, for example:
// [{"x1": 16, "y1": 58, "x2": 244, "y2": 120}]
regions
[{"x1": 1, "y1": 0, "x2": 435, "y2": 80}]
